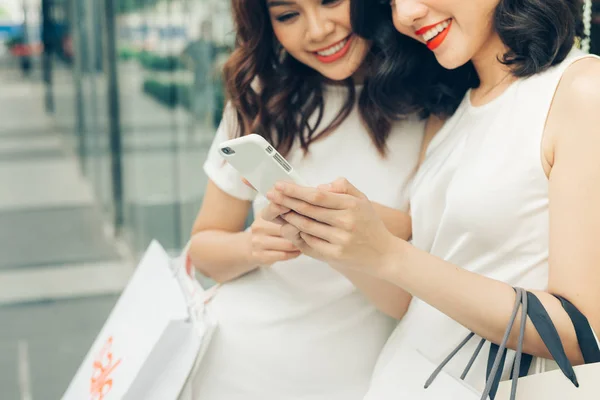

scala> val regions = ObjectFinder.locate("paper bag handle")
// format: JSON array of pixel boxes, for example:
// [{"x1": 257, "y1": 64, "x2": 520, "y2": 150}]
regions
[{"x1": 425, "y1": 287, "x2": 600, "y2": 400}]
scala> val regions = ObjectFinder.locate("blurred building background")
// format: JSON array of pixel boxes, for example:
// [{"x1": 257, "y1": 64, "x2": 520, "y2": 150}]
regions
[
  {"x1": 0, "y1": 0, "x2": 599, "y2": 398},
  {"x1": 0, "y1": 0, "x2": 231, "y2": 398}
]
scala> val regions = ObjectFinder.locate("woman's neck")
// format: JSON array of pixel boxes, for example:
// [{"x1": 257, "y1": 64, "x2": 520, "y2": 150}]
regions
[{"x1": 470, "y1": 33, "x2": 517, "y2": 105}]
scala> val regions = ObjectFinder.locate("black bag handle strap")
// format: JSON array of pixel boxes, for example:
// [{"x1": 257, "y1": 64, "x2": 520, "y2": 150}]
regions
[
  {"x1": 426, "y1": 288, "x2": 526, "y2": 400},
  {"x1": 509, "y1": 353, "x2": 533, "y2": 380},
  {"x1": 482, "y1": 291, "x2": 593, "y2": 396},
  {"x1": 553, "y1": 295, "x2": 600, "y2": 364},
  {"x1": 425, "y1": 288, "x2": 599, "y2": 399},
  {"x1": 525, "y1": 292, "x2": 579, "y2": 386},
  {"x1": 485, "y1": 344, "x2": 507, "y2": 399}
]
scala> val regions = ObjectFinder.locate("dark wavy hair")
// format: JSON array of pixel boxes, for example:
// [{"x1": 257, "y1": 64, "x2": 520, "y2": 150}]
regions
[
  {"x1": 223, "y1": 0, "x2": 446, "y2": 157},
  {"x1": 350, "y1": 1, "x2": 478, "y2": 120},
  {"x1": 351, "y1": 0, "x2": 586, "y2": 119},
  {"x1": 494, "y1": 0, "x2": 585, "y2": 76}
]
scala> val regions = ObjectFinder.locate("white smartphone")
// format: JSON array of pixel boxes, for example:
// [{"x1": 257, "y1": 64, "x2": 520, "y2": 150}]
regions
[{"x1": 218, "y1": 134, "x2": 306, "y2": 197}]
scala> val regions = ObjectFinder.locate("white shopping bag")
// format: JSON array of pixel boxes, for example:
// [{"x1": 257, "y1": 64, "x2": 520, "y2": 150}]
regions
[
  {"x1": 62, "y1": 240, "x2": 216, "y2": 400},
  {"x1": 495, "y1": 362, "x2": 600, "y2": 399},
  {"x1": 496, "y1": 324, "x2": 600, "y2": 399},
  {"x1": 365, "y1": 346, "x2": 486, "y2": 400}
]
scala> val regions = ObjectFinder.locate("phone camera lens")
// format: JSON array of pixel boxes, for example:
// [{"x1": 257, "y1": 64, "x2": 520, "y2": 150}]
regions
[{"x1": 221, "y1": 147, "x2": 235, "y2": 155}]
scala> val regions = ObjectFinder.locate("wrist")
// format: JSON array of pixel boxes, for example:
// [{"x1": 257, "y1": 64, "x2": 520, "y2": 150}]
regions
[
  {"x1": 241, "y1": 229, "x2": 258, "y2": 268},
  {"x1": 375, "y1": 235, "x2": 409, "y2": 281}
]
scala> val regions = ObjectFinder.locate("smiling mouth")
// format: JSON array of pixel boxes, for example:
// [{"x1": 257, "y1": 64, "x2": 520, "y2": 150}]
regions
[
  {"x1": 313, "y1": 35, "x2": 353, "y2": 63},
  {"x1": 416, "y1": 19, "x2": 452, "y2": 51}
]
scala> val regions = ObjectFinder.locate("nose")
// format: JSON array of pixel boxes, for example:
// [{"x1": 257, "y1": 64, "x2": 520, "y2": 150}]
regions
[
  {"x1": 305, "y1": 11, "x2": 335, "y2": 43},
  {"x1": 393, "y1": 0, "x2": 428, "y2": 27}
]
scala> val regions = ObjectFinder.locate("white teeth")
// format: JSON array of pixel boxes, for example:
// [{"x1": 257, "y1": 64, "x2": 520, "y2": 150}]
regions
[
  {"x1": 317, "y1": 38, "x2": 348, "y2": 57},
  {"x1": 422, "y1": 20, "x2": 450, "y2": 42}
]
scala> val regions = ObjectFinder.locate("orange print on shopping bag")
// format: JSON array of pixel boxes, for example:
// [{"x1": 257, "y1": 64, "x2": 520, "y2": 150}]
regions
[{"x1": 90, "y1": 336, "x2": 122, "y2": 400}]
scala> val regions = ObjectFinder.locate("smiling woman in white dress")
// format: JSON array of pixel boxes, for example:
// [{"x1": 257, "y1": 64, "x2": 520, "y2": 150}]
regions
[
  {"x1": 263, "y1": 0, "x2": 600, "y2": 398},
  {"x1": 186, "y1": 0, "x2": 472, "y2": 399}
]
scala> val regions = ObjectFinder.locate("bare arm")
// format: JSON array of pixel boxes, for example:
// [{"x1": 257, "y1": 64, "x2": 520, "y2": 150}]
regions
[
  {"x1": 274, "y1": 60, "x2": 600, "y2": 363},
  {"x1": 189, "y1": 181, "x2": 256, "y2": 283},
  {"x1": 190, "y1": 180, "x2": 300, "y2": 283},
  {"x1": 334, "y1": 202, "x2": 412, "y2": 319},
  {"x1": 377, "y1": 60, "x2": 600, "y2": 363}
]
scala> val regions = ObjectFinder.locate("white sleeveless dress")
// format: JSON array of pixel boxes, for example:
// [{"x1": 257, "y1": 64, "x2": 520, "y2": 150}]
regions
[
  {"x1": 363, "y1": 49, "x2": 600, "y2": 399},
  {"x1": 192, "y1": 85, "x2": 425, "y2": 400}
]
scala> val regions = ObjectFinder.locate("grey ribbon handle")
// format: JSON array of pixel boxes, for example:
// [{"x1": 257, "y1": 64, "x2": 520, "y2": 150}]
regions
[
  {"x1": 461, "y1": 338, "x2": 487, "y2": 380},
  {"x1": 424, "y1": 287, "x2": 526, "y2": 399},
  {"x1": 424, "y1": 332, "x2": 476, "y2": 389},
  {"x1": 484, "y1": 343, "x2": 507, "y2": 399},
  {"x1": 509, "y1": 289, "x2": 528, "y2": 399},
  {"x1": 480, "y1": 287, "x2": 528, "y2": 400},
  {"x1": 425, "y1": 287, "x2": 598, "y2": 399}
]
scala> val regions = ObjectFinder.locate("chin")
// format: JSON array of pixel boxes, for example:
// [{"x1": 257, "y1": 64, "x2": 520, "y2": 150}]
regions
[
  {"x1": 434, "y1": 52, "x2": 470, "y2": 71},
  {"x1": 319, "y1": 69, "x2": 355, "y2": 82}
]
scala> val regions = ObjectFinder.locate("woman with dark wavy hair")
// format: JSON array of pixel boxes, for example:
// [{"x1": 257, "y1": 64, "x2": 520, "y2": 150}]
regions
[
  {"x1": 186, "y1": 0, "x2": 471, "y2": 398},
  {"x1": 263, "y1": 0, "x2": 600, "y2": 397}
]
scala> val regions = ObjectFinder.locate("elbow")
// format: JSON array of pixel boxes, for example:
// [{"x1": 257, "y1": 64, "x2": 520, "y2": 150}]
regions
[
  {"x1": 188, "y1": 231, "x2": 203, "y2": 267},
  {"x1": 190, "y1": 256, "x2": 228, "y2": 285},
  {"x1": 187, "y1": 235, "x2": 235, "y2": 284},
  {"x1": 192, "y1": 260, "x2": 216, "y2": 282}
]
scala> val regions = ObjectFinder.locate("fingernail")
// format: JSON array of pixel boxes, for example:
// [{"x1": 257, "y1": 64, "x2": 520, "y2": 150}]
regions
[
  {"x1": 275, "y1": 182, "x2": 285, "y2": 191},
  {"x1": 266, "y1": 191, "x2": 275, "y2": 200}
]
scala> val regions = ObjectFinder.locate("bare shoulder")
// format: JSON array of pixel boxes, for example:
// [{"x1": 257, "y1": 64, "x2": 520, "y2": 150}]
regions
[
  {"x1": 543, "y1": 57, "x2": 600, "y2": 171},
  {"x1": 556, "y1": 57, "x2": 600, "y2": 104}
]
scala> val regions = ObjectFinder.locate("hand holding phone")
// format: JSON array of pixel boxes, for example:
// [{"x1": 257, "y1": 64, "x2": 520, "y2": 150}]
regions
[
  {"x1": 218, "y1": 134, "x2": 306, "y2": 198},
  {"x1": 248, "y1": 209, "x2": 301, "y2": 266}
]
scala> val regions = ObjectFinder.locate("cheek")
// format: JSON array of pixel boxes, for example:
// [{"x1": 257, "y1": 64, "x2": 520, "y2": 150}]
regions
[
  {"x1": 334, "y1": 0, "x2": 352, "y2": 25},
  {"x1": 348, "y1": 39, "x2": 371, "y2": 69},
  {"x1": 355, "y1": 38, "x2": 371, "y2": 55},
  {"x1": 272, "y1": 25, "x2": 299, "y2": 54},
  {"x1": 392, "y1": 18, "x2": 423, "y2": 44}
]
